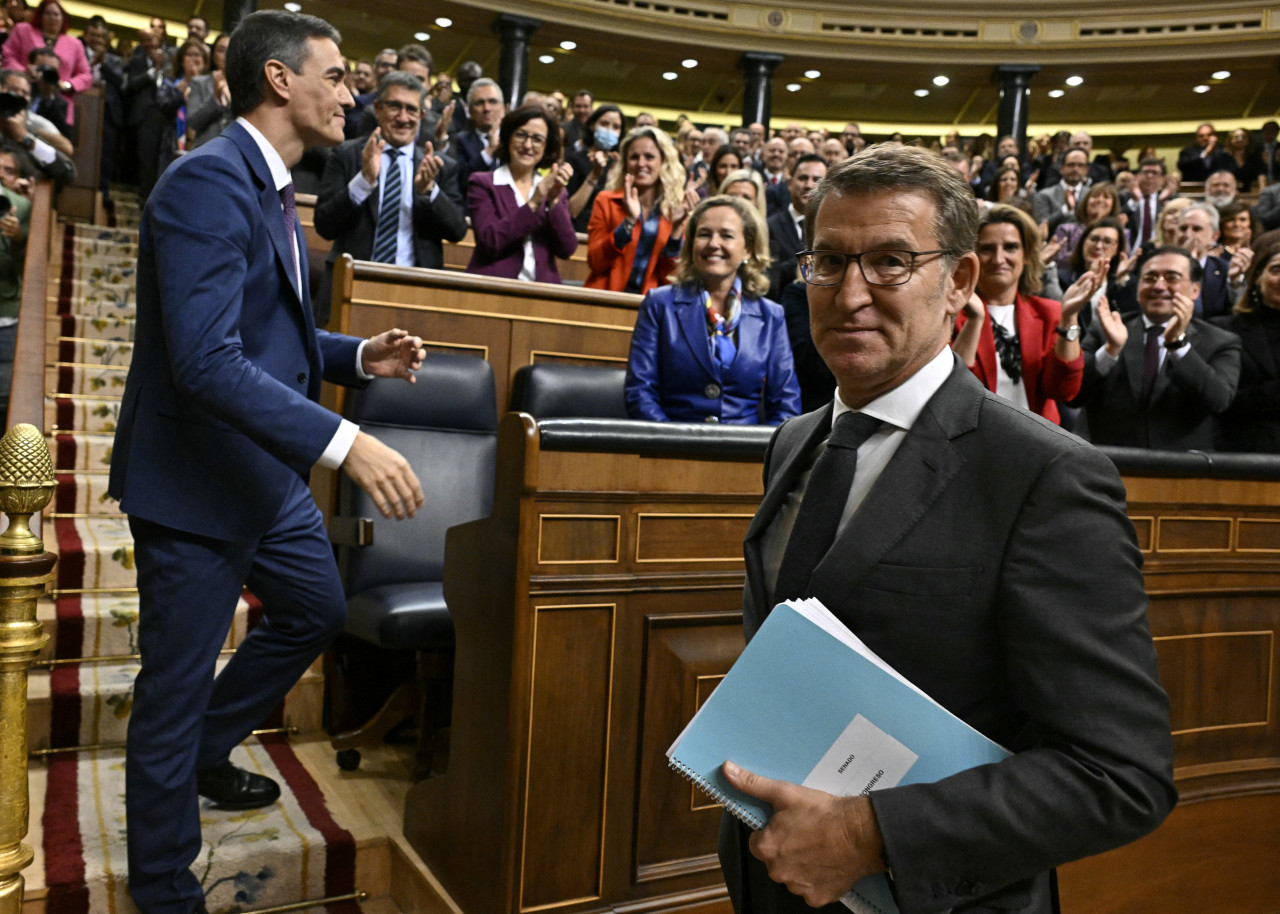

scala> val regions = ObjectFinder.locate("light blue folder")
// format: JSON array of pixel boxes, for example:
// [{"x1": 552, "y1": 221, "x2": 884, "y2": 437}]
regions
[{"x1": 667, "y1": 599, "x2": 1010, "y2": 914}]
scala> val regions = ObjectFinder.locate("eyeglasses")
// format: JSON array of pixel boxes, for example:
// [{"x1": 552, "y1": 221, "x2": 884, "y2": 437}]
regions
[
  {"x1": 1139, "y1": 271, "x2": 1188, "y2": 286},
  {"x1": 798, "y1": 248, "x2": 956, "y2": 287},
  {"x1": 378, "y1": 100, "x2": 421, "y2": 118},
  {"x1": 512, "y1": 130, "x2": 547, "y2": 148}
]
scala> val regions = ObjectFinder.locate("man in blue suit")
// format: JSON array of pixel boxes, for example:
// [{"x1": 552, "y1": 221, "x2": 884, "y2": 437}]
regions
[
  {"x1": 451, "y1": 77, "x2": 504, "y2": 208},
  {"x1": 108, "y1": 12, "x2": 426, "y2": 914}
]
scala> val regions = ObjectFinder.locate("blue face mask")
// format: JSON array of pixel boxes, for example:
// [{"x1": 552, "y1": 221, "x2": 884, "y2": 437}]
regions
[{"x1": 594, "y1": 127, "x2": 620, "y2": 151}]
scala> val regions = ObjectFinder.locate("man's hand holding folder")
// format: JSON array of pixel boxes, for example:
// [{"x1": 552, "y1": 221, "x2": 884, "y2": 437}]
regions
[{"x1": 723, "y1": 760, "x2": 887, "y2": 908}]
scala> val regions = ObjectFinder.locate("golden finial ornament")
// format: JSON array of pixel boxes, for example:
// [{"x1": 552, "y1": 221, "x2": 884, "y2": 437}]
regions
[{"x1": 0, "y1": 424, "x2": 55, "y2": 556}]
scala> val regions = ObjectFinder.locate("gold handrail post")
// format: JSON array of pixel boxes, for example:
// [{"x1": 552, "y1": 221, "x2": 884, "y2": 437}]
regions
[{"x1": 0, "y1": 423, "x2": 57, "y2": 914}]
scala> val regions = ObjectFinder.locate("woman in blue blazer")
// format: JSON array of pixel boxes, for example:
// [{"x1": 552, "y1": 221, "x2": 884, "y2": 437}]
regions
[{"x1": 625, "y1": 194, "x2": 801, "y2": 424}]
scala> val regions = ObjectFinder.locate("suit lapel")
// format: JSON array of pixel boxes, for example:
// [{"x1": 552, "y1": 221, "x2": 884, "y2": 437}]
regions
[
  {"x1": 226, "y1": 124, "x2": 304, "y2": 306},
  {"x1": 673, "y1": 286, "x2": 718, "y2": 380}
]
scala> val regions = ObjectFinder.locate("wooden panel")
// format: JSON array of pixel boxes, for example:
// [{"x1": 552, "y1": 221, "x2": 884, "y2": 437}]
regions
[
  {"x1": 1155, "y1": 516, "x2": 1233, "y2": 552},
  {"x1": 1058, "y1": 794, "x2": 1280, "y2": 914},
  {"x1": 1156, "y1": 631, "x2": 1272, "y2": 734},
  {"x1": 1237, "y1": 518, "x2": 1280, "y2": 552},
  {"x1": 521, "y1": 602, "x2": 615, "y2": 911},
  {"x1": 538, "y1": 515, "x2": 620, "y2": 564},
  {"x1": 1131, "y1": 516, "x2": 1154, "y2": 552},
  {"x1": 634, "y1": 607, "x2": 745, "y2": 883},
  {"x1": 508, "y1": 319, "x2": 632, "y2": 398},
  {"x1": 635, "y1": 514, "x2": 753, "y2": 564}
]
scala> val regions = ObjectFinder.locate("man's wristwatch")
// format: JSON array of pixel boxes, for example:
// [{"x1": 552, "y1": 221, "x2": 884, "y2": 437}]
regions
[
  {"x1": 1055, "y1": 324, "x2": 1081, "y2": 342},
  {"x1": 1167, "y1": 333, "x2": 1190, "y2": 351},
  {"x1": 19, "y1": 135, "x2": 34, "y2": 151}
]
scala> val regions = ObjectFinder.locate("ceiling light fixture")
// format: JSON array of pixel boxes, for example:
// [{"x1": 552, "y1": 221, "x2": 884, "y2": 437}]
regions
[
  {"x1": 413, "y1": 31, "x2": 429, "y2": 41},
  {"x1": 682, "y1": 59, "x2": 698, "y2": 68},
  {"x1": 1048, "y1": 89, "x2": 1065, "y2": 98},
  {"x1": 1212, "y1": 70, "x2": 1231, "y2": 80},
  {"x1": 786, "y1": 83, "x2": 801, "y2": 92},
  {"x1": 283, "y1": 2, "x2": 300, "y2": 9},
  {"x1": 932, "y1": 75, "x2": 949, "y2": 87},
  {"x1": 539, "y1": 55, "x2": 555, "y2": 64},
  {"x1": 1194, "y1": 85, "x2": 1210, "y2": 93},
  {"x1": 913, "y1": 89, "x2": 929, "y2": 97},
  {"x1": 434, "y1": 17, "x2": 452, "y2": 28},
  {"x1": 804, "y1": 69, "x2": 821, "y2": 79},
  {"x1": 662, "y1": 71, "x2": 678, "y2": 81},
  {"x1": 560, "y1": 40, "x2": 577, "y2": 50}
]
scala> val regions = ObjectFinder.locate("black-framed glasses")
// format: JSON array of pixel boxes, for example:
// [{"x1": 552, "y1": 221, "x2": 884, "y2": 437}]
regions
[
  {"x1": 797, "y1": 248, "x2": 957, "y2": 287},
  {"x1": 512, "y1": 129, "x2": 547, "y2": 147},
  {"x1": 1138, "y1": 271, "x2": 1188, "y2": 286}
]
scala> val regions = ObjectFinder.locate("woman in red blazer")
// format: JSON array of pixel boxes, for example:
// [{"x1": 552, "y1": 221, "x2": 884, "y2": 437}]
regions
[
  {"x1": 466, "y1": 104, "x2": 579, "y2": 283},
  {"x1": 586, "y1": 126, "x2": 695, "y2": 294},
  {"x1": 953, "y1": 205, "x2": 1101, "y2": 424}
]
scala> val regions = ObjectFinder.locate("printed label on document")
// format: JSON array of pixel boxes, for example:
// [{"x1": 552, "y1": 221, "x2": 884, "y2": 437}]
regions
[{"x1": 801, "y1": 714, "x2": 918, "y2": 797}]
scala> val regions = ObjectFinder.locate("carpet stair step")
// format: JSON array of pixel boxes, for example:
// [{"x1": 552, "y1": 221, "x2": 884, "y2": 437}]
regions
[
  {"x1": 49, "y1": 432, "x2": 115, "y2": 472},
  {"x1": 47, "y1": 394, "x2": 122, "y2": 435},
  {"x1": 26, "y1": 662, "x2": 325, "y2": 753},
  {"x1": 49, "y1": 473, "x2": 121, "y2": 515},
  {"x1": 55, "y1": 314, "x2": 136, "y2": 342},
  {"x1": 56, "y1": 336, "x2": 133, "y2": 366}
]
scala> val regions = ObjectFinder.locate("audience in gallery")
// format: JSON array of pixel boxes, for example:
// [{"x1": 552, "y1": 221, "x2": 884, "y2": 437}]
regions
[
  {"x1": 623, "y1": 193, "x2": 800, "y2": 424},
  {"x1": 1212, "y1": 234, "x2": 1280, "y2": 452},
  {"x1": 4, "y1": 10, "x2": 1280, "y2": 446}
]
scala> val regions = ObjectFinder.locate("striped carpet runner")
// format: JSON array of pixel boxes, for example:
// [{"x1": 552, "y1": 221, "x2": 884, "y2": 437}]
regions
[{"x1": 38, "y1": 202, "x2": 359, "y2": 914}]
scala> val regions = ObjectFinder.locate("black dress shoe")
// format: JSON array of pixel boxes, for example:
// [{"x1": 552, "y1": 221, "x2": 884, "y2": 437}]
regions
[{"x1": 196, "y1": 761, "x2": 281, "y2": 810}]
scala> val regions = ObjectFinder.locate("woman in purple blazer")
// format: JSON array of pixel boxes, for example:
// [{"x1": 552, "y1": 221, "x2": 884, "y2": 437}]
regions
[{"x1": 466, "y1": 104, "x2": 579, "y2": 283}]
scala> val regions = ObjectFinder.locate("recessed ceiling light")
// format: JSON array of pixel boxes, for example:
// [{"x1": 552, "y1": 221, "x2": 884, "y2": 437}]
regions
[
  {"x1": 1048, "y1": 89, "x2": 1065, "y2": 98},
  {"x1": 786, "y1": 83, "x2": 801, "y2": 92},
  {"x1": 434, "y1": 17, "x2": 452, "y2": 28},
  {"x1": 932, "y1": 75, "x2": 949, "y2": 87},
  {"x1": 1065, "y1": 75, "x2": 1084, "y2": 87},
  {"x1": 804, "y1": 69, "x2": 821, "y2": 79},
  {"x1": 539, "y1": 55, "x2": 555, "y2": 64},
  {"x1": 413, "y1": 31, "x2": 429, "y2": 41},
  {"x1": 560, "y1": 40, "x2": 577, "y2": 50},
  {"x1": 662, "y1": 71, "x2": 678, "y2": 81},
  {"x1": 682, "y1": 59, "x2": 698, "y2": 68},
  {"x1": 283, "y1": 2, "x2": 300, "y2": 10},
  {"x1": 1212, "y1": 70, "x2": 1231, "y2": 80},
  {"x1": 1194, "y1": 84, "x2": 1210, "y2": 93},
  {"x1": 913, "y1": 89, "x2": 929, "y2": 97}
]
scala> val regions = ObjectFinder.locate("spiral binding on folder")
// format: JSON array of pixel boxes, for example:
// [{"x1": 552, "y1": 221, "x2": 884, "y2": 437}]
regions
[{"x1": 667, "y1": 757, "x2": 767, "y2": 830}]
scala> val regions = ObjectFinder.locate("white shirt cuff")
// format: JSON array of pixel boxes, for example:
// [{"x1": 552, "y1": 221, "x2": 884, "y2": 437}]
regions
[
  {"x1": 348, "y1": 172, "x2": 372, "y2": 205},
  {"x1": 319, "y1": 418, "x2": 359, "y2": 469},
  {"x1": 29, "y1": 137, "x2": 56, "y2": 166},
  {"x1": 481, "y1": 149, "x2": 494, "y2": 166},
  {"x1": 1094, "y1": 346, "x2": 1117, "y2": 375},
  {"x1": 355, "y1": 338, "x2": 374, "y2": 380}
]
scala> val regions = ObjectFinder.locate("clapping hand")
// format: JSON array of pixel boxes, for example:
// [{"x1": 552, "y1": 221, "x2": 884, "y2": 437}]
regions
[
  {"x1": 1097, "y1": 295, "x2": 1127, "y2": 356},
  {"x1": 1060, "y1": 263, "x2": 1104, "y2": 324},
  {"x1": 539, "y1": 161, "x2": 573, "y2": 207},
  {"x1": 1228, "y1": 246, "x2": 1253, "y2": 285},
  {"x1": 414, "y1": 141, "x2": 442, "y2": 195},
  {"x1": 1164, "y1": 292, "x2": 1194, "y2": 344},
  {"x1": 361, "y1": 127, "x2": 386, "y2": 184},
  {"x1": 1041, "y1": 234, "x2": 1065, "y2": 263},
  {"x1": 622, "y1": 173, "x2": 643, "y2": 223}
]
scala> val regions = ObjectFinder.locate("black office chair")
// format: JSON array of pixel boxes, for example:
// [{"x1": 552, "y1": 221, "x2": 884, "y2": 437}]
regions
[
  {"x1": 509, "y1": 362, "x2": 628, "y2": 419},
  {"x1": 327, "y1": 352, "x2": 498, "y2": 774}
]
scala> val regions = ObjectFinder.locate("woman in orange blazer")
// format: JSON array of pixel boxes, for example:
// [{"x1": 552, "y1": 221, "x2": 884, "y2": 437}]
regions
[
  {"x1": 586, "y1": 126, "x2": 696, "y2": 294},
  {"x1": 953, "y1": 205, "x2": 1101, "y2": 424}
]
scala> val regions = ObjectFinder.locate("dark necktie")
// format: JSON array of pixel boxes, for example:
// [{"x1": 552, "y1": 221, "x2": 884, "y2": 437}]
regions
[
  {"x1": 371, "y1": 148, "x2": 402, "y2": 264},
  {"x1": 279, "y1": 182, "x2": 298, "y2": 281},
  {"x1": 1141, "y1": 196, "x2": 1154, "y2": 246},
  {"x1": 773, "y1": 411, "x2": 883, "y2": 605},
  {"x1": 991, "y1": 320, "x2": 1022, "y2": 384},
  {"x1": 1141, "y1": 324, "x2": 1165, "y2": 400}
]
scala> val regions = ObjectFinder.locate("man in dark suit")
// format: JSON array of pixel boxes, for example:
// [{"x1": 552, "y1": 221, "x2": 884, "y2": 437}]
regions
[
  {"x1": 82, "y1": 16, "x2": 123, "y2": 203},
  {"x1": 1031, "y1": 146, "x2": 1091, "y2": 224},
  {"x1": 123, "y1": 23, "x2": 172, "y2": 198},
  {"x1": 452, "y1": 76, "x2": 504, "y2": 202},
  {"x1": 1177, "y1": 122, "x2": 1217, "y2": 183},
  {"x1": 313, "y1": 70, "x2": 466, "y2": 326},
  {"x1": 1074, "y1": 245, "x2": 1241, "y2": 451},
  {"x1": 1174, "y1": 201, "x2": 1244, "y2": 319},
  {"x1": 1121, "y1": 157, "x2": 1171, "y2": 252},
  {"x1": 716, "y1": 145, "x2": 1175, "y2": 913},
  {"x1": 109, "y1": 13, "x2": 427, "y2": 914},
  {"x1": 767, "y1": 153, "x2": 824, "y2": 300}
]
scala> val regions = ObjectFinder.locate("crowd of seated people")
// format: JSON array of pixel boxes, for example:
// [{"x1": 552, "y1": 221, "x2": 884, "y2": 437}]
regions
[{"x1": 4, "y1": 6, "x2": 1280, "y2": 452}]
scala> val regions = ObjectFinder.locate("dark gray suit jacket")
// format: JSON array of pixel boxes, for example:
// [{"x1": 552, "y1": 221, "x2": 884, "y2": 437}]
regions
[
  {"x1": 1074, "y1": 314, "x2": 1242, "y2": 450},
  {"x1": 720, "y1": 359, "x2": 1175, "y2": 914},
  {"x1": 313, "y1": 136, "x2": 467, "y2": 325}
]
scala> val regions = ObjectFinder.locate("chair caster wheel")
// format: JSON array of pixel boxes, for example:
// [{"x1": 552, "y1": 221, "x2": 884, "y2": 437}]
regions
[{"x1": 336, "y1": 748, "x2": 361, "y2": 771}]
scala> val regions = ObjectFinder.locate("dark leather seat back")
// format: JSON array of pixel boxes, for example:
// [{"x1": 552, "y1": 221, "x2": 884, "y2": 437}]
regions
[
  {"x1": 509, "y1": 362, "x2": 628, "y2": 419},
  {"x1": 337, "y1": 352, "x2": 497, "y2": 647}
]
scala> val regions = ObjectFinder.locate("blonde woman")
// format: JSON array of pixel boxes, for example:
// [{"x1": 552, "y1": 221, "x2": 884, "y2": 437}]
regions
[
  {"x1": 718, "y1": 167, "x2": 768, "y2": 232},
  {"x1": 624, "y1": 195, "x2": 799, "y2": 423},
  {"x1": 586, "y1": 126, "x2": 694, "y2": 294}
]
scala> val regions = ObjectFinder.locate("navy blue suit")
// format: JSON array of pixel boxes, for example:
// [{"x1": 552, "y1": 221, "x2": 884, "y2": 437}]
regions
[
  {"x1": 453, "y1": 129, "x2": 496, "y2": 212},
  {"x1": 110, "y1": 121, "x2": 367, "y2": 914},
  {"x1": 624, "y1": 283, "x2": 800, "y2": 424}
]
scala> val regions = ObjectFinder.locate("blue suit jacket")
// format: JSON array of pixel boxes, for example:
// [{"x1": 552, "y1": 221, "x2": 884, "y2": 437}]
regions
[
  {"x1": 624, "y1": 283, "x2": 801, "y2": 424},
  {"x1": 109, "y1": 121, "x2": 364, "y2": 542}
]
